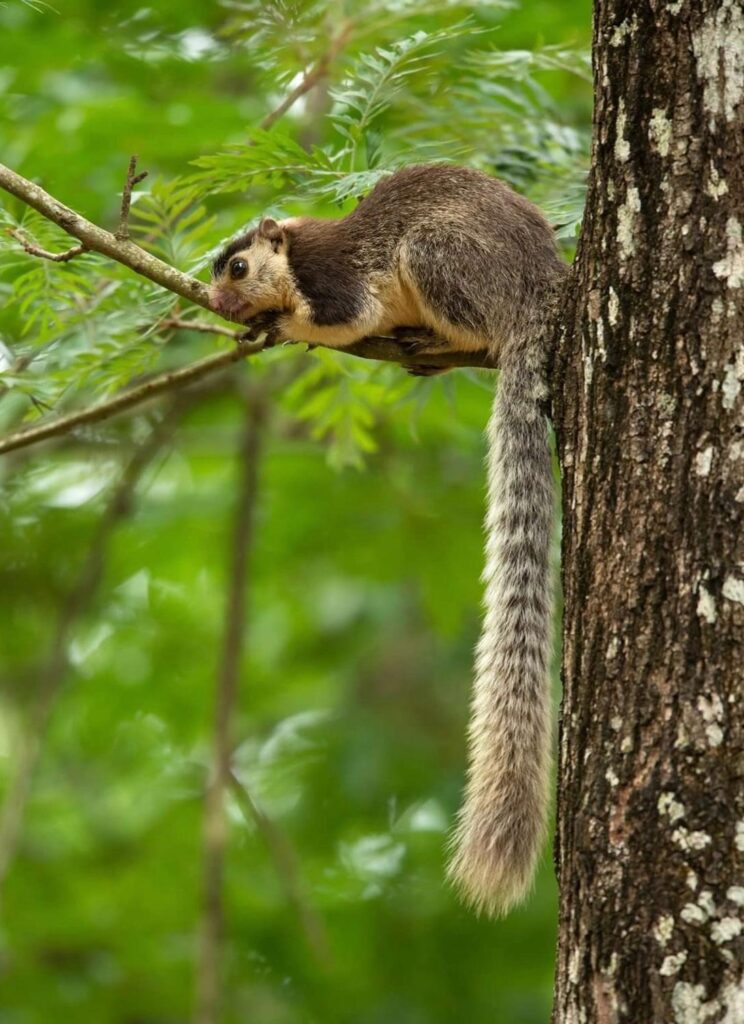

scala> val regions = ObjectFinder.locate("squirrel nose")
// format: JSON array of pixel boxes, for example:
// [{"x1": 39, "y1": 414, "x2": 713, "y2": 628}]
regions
[
  {"x1": 208, "y1": 284, "x2": 227, "y2": 312},
  {"x1": 209, "y1": 285, "x2": 249, "y2": 317}
]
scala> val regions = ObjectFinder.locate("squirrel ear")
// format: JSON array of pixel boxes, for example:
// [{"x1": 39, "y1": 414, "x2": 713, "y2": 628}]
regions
[{"x1": 258, "y1": 217, "x2": 285, "y2": 252}]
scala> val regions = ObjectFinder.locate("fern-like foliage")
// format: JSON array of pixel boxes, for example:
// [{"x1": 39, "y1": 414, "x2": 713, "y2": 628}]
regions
[{"x1": 0, "y1": 0, "x2": 591, "y2": 463}]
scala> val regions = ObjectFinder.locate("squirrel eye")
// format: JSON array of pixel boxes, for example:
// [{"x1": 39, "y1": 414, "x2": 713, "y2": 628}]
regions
[{"x1": 229, "y1": 258, "x2": 248, "y2": 280}]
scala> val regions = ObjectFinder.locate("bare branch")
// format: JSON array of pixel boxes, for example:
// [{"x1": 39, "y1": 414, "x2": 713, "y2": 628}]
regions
[
  {"x1": 8, "y1": 228, "x2": 87, "y2": 263},
  {"x1": 158, "y1": 316, "x2": 241, "y2": 340},
  {"x1": 0, "y1": 161, "x2": 211, "y2": 310},
  {"x1": 115, "y1": 155, "x2": 149, "y2": 241},
  {"x1": 195, "y1": 398, "x2": 265, "y2": 1024},
  {"x1": 0, "y1": 340, "x2": 267, "y2": 456},
  {"x1": 0, "y1": 405, "x2": 185, "y2": 898},
  {"x1": 260, "y1": 22, "x2": 354, "y2": 131}
]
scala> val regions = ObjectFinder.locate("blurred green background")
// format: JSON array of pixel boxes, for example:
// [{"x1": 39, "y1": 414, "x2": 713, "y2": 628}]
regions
[{"x1": 0, "y1": 2, "x2": 591, "y2": 1021}]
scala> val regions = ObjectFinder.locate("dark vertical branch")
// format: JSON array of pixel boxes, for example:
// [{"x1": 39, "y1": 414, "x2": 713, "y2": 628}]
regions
[
  {"x1": 194, "y1": 397, "x2": 265, "y2": 1024},
  {"x1": 0, "y1": 406, "x2": 182, "y2": 901}
]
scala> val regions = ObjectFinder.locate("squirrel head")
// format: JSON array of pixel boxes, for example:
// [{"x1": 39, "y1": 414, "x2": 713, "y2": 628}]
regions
[{"x1": 209, "y1": 218, "x2": 293, "y2": 321}]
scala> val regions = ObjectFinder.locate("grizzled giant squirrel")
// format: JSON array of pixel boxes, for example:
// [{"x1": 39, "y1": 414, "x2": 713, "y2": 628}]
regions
[{"x1": 209, "y1": 164, "x2": 565, "y2": 915}]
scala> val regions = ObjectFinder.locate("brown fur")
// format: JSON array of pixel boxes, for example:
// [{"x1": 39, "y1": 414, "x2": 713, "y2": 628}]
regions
[{"x1": 210, "y1": 164, "x2": 566, "y2": 915}]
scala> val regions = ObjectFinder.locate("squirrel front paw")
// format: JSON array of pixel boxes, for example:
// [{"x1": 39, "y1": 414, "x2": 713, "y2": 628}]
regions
[{"x1": 239, "y1": 310, "x2": 283, "y2": 346}]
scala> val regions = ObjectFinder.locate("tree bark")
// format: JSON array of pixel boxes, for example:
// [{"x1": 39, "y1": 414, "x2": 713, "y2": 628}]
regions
[{"x1": 551, "y1": 1, "x2": 743, "y2": 1021}]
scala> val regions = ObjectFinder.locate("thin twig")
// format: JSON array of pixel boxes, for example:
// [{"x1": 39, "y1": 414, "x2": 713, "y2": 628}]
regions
[
  {"x1": 0, "y1": 405, "x2": 185, "y2": 903},
  {"x1": 195, "y1": 397, "x2": 265, "y2": 1024},
  {"x1": 229, "y1": 772, "x2": 333, "y2": 968},
  {"x1": 7, "y1": 228, "x2": 87, "y2": 263},
  {"x1": 260, "y1": 22, "x2": 354, "y2": 132},
  {"x1": 159, "y1": 316, "x2": 242, "y2": 341},
  {"x1": 116, "y1": 155, "x2": 148, "y2": 241},
  {"x1": 0, "y1": 161, "x2": 210, "y2": 309},
  {"x1": 0, "y1": 340, "x2": 266, "y2": 456}
]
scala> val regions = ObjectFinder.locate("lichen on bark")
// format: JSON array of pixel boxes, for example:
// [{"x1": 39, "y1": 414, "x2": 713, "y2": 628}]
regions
[{"x1": 549, "y1": 1, "x2": 744, "y2": 1021}]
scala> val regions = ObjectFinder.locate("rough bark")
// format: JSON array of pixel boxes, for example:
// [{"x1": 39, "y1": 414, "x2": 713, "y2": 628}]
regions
[{"x1": 551, "y1": 1, "x2": 744, "y2": 1022}]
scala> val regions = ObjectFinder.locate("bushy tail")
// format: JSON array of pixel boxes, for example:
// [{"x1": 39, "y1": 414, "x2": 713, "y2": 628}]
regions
[{"x1": 448, "y1": 332, "x2": 555, "y2": 916}]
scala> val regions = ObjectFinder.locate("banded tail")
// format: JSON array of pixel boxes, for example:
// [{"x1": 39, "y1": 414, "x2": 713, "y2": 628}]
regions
[{"x1": 448, "y1": 334, "x2": 555, "y2": 916}]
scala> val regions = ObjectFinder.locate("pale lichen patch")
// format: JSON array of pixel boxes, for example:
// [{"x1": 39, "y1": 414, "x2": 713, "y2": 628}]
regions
[
  {"x1": 697, "y1": 584, "x2": 717, "y2": 624},
  {"x1": 721, "y1": 362, "x2": 742, "y2": 410},
  {"x1": 659, "y1": 792, "x2": 686, "y2": 822},
  {"x1": 737, "y1": 822, "x2": 744, "y2": 853},
  {"x1": 726, "y1": 886, "x2": 744, "y2": 906},
  {"x1": 712, "y1": 918, "x2": 742, "y2": 944},
  {"x1": 569, "y1": 946, "x2": 581, "y2": 985},
  {"x1": 713, "y1": 218, "x2": 744, "y2": 289},
  {"x1": 720, "y1": 979, "x2": 744, "y2": 1024},
  {"x1": 695, "y1": 447, "x2": 713, "y2": 476},
  {"x1": 681, "y1": 902, "x2": 708, "y2": 925},
  {"x1": 605, "y1": 767, "x2": 619, "y2": 786},
  {"x1": 697, "y1": 695, "x2": 724, "y2": 744},
  {"x1": 610, "y1": 15, "x2": 638, "y2": 47},
  {"x1": 672, "y1": 982, "x2": 720, "y2": 1024},
  {"x1": 706, "y1": 723, "x2": 724, "y2": 747},
  {"x1": 672, "y1": 828, "x2": 712, "y2": 852},
  {"x1": 698, "y1": 890, "x2": 717, "y2": 918},
  {"x1": 617, "y1": 187, "x2": 641, "y2": 259},
  {"x1": 692, "y1": 1, "x2": 744, "y2": 126},
  {"x1": 649, "y1": 108, "x2": 673, "y2": 157},
  {"x1": 608, "y1": 287, "x2": 620, "y2": 326},
  {"x1": 615, "y1": 103, "x2": 630, "y2": 162},
  {"x1": 722, "y1": 575, "x2": 744, "y2": 605},
  {"x1": 661, "y1": 951, "x2": 688, "y2": 976},
  {"x1": 655, "y1": 914, "x2": 675, "y2": 947},
  {"x1": 706, "y1": 163, "x2": 729, "y2": 200}
]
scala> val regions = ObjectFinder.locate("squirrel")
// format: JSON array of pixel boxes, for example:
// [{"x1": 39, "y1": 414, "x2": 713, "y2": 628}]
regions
[{"x1": 209, "y1": 164, "x2": 565, "y2": 915}]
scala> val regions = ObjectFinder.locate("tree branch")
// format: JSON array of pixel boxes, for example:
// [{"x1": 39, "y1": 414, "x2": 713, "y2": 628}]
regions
[
  {"x1": 158, "y1": 316, "x2": 241, "y2": 340},
  {"x1": 0, "y1": 340, "x2": 266, "y2": 456},
  {"x1": 0, "y1": 405, "x2": 184, "y2": 900},
  {"x1": 0, "y1": 161, "x2": 211, "y2": 310},
  {"x1": 229, "y1": 771, "x2": 333, "y2": 968},
  {"x1": 259, "y1": 22, "x2": 354, "y2": 132},
  {"x1": 7, "y1": 228, "x2": 86, "y2": 263},
  {"x1": 195, "y1": 397, "x2": 265, "y2": 1024},
  {"x1": 115, "y1": 155, "x2": 148, "y2": 241}
]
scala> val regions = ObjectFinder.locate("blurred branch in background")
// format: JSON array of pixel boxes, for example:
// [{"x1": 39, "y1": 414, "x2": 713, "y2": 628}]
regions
[
  {"x1": 195, "y1": 394, "x2": 265, "y2": 1024},
  {"x1": 0, "y1": 399, "x2": 188, "y2": 906},
  {"x1": 260, "y1": 20, "x2": 354, "y2": 132},
  {"x1": 0, "y1": 337, "x2": 267, "y2": 456},
  {"x1": 230, "y1": 771, "x2": 333, "y2": 969}
]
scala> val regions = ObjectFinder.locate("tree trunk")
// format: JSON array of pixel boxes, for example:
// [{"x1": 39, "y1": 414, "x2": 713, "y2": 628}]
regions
[{"x1": 551, "y1": 1, "x2": 744, "y2": 1021}]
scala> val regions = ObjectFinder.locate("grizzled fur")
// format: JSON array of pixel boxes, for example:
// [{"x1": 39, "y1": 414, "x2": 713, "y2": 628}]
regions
[{"x1": 210, "y1": 164, "x2": 566, "y2": 915}]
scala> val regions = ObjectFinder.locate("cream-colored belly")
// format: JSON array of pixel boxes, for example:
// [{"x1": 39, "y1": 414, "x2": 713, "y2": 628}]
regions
[{"x1": 283, "y1": 271, "x2": 491, "y2": 354}]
